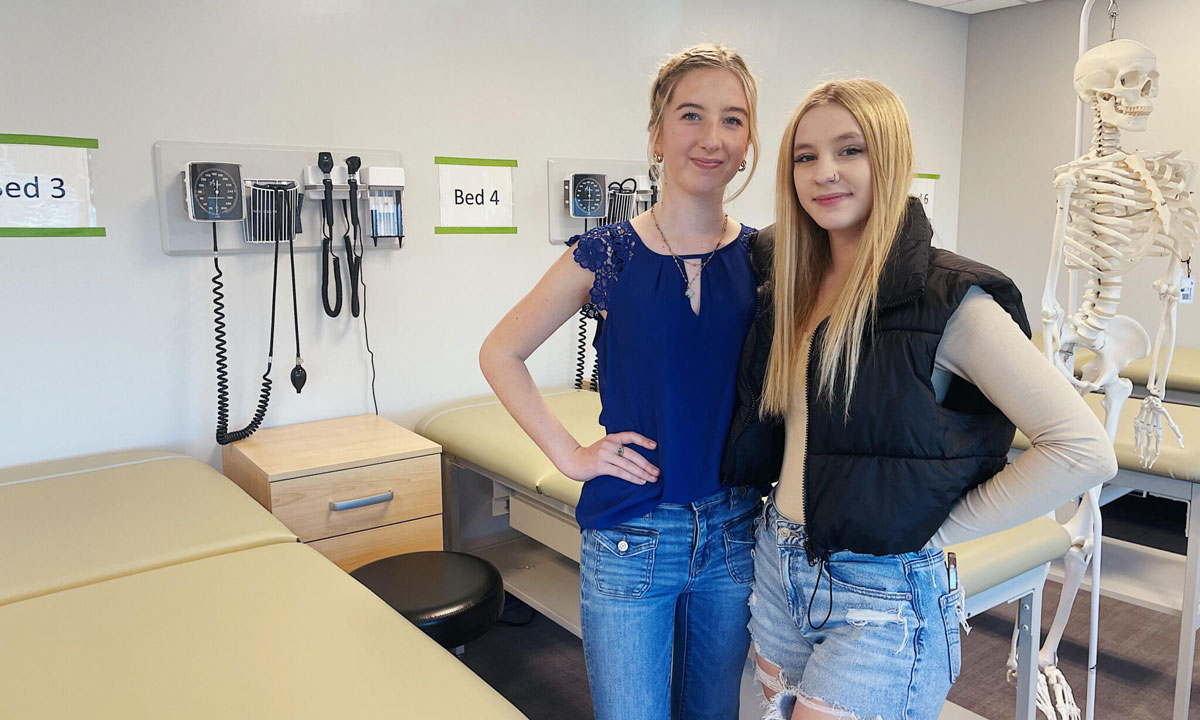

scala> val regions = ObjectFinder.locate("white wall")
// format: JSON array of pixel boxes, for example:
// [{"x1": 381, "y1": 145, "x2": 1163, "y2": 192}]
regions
[
  {"x1": 0, "y1": 0, "x2": 967, "y2": 468},
  {"x1": 960, "y1": 0, "x2": 1200, "y2": 344}
]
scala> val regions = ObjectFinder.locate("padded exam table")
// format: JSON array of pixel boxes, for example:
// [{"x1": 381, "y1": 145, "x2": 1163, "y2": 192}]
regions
[
  {"x1": 419, "y1": 390, "x2": 1070, "y2": 720},
  {"x1": 0, "y1": 450, "x2": 527, "y2": 720},
  {"x1": 0, "y1": 451, "x2": 296, "y2": 606},
  {"x1": 0, "y1": 541, "x2": 525, "y2": 719},
  {"x1": 1014, "y1": 393, "x2": 1200, "y2": 720}
]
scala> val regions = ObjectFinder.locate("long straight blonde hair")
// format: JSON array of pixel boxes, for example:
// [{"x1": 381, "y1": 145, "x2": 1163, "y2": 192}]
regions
[{"x1": 761, "y1": 79, "x2": 915, "y2": 420}]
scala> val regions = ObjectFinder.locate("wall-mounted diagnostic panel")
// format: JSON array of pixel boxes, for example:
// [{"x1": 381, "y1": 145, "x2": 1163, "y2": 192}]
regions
[
  {"x1": 547, "y1": 158, "x2": 657, "y2": 244},
  {"x1": 154, "y1": 141, "x2": 404, "y2": 256}
]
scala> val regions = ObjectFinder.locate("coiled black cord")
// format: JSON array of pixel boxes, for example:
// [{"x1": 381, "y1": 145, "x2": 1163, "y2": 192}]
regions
[
  {"x1": 574, "y1": 309, "x2": 588, "y2": 390},
  {"x1": 590, "y1": 340, "x2": 599, "y2": 391},
  {"x1": 213, "y1": 222, "x2": 276, "y2": 445},
  {"x1": 573, "y1": 304, "x2": 601, "y2": 392}
]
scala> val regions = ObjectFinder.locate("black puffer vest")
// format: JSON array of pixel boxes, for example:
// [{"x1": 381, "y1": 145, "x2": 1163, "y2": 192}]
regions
[{"x1": 720, "y1": 198, "x2": 1030, "y2": 559}]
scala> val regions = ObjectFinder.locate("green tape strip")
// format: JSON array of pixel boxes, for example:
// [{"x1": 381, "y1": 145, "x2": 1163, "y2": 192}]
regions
[
  {"x1": 434, "y1": 156, "x2": 517, "y2": 167},
  {"x1": 0, "y1": 134, "x2": 99, "y2": 149},
  {"x1": 914, "y1": 173, "x2": 940, "y2": 179},
  {"x1": 434, "y1": 226, "x2": 518, "y2": 235},
  {"x1": 0, "y1": 227, "x2": 107, "y2": 237}
]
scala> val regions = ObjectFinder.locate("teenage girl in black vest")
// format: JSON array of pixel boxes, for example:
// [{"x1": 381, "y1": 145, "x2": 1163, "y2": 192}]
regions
[{"x1": 730, "y1": 79, "x2": 1117, "y2": 719}]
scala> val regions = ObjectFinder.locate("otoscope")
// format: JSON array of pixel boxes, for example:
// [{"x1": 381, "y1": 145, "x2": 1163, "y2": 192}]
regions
[{"x1": 319, "y1": 151, "x2": 343, "y2": 317}]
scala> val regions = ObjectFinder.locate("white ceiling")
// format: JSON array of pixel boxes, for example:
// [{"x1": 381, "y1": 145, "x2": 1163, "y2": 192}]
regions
[{"x1": 906, "y1": 0, "x2": 1047, "y2": 14}]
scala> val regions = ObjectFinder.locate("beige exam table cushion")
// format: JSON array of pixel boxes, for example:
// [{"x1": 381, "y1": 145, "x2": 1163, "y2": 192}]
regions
[
  {"x1": 0, "y1": 449, "x2": 176, "y2": 485},
  {"x1": 1013, "y1": 393, "x2": 1200, "y2": 482},
  {"x1": 945, "y1": 516, "x2": 1070, "y2": 597},
  {"x1": 0, "y1": 542, "x2": 527, "y2": 720},
  {"x1": 421, "y1": 391, "x2": 1070, "y2": 601},
  {"x1": 0, "y1": 450, "x2": 297, "y2": 606},
  {"x1": 418, "y1": 389, "x2": 603, "y2": 507}
]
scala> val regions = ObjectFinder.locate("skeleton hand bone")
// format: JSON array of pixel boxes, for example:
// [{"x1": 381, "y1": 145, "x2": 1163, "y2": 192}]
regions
[{"x1": 1134, "y1": 394, "x2": 1184, "y2": 468}]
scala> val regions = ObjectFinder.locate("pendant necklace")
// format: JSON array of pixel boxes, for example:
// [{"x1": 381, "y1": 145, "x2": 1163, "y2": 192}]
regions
[{"x1": 650, "y1": 206, "x2": 729, "y2": 300}]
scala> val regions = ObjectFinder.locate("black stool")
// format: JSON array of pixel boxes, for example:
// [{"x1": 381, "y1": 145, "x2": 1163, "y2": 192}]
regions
[{"x1": 351, "y1": 551, "x2": 505, "y2": 650}]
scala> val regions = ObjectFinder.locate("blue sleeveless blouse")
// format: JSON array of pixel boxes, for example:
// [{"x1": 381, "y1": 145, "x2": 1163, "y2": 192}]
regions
[{"x1": 567, "y1": 220, "x2": 757, "y2": 529}]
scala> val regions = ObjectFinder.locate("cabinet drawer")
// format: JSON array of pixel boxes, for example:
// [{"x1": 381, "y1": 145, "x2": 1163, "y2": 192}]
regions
[
  {"x1": 309, "y1": 515, "x2": 443, "y2": 572},
  {"x1": 270, "y1": 455, "x2": 441, "y2": 542}
]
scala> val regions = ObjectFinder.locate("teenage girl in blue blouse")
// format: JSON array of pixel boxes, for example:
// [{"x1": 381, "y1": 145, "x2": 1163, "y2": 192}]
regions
[{"x1": 479, "y1": 44, "x2": 763, "y2": 720}]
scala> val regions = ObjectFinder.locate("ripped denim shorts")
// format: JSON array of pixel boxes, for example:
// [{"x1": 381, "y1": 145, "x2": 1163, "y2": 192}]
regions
[{"x1": 748, "y1": 494, "x2": 965, "y2": 720}]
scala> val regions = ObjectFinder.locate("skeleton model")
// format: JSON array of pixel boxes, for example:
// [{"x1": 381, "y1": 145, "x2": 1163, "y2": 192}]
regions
[{"x1": 1018, "y1": 38, "x2": 1198, "y2": 720}]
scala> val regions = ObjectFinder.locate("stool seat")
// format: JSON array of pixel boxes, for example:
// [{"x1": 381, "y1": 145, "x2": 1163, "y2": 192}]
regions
[{"x1": 351, "y1": 551, "x2": 505, "y2": 649}]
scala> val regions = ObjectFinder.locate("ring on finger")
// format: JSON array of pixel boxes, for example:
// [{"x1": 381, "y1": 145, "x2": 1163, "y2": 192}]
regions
[{"x1": 617, "y1": 445, "x2": 624, "y2": 457}]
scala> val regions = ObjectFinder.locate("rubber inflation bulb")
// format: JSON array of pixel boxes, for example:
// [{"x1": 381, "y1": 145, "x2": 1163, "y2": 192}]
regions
[{"x1": 291, "y1": 364, "x2": 307, "y2": 393}]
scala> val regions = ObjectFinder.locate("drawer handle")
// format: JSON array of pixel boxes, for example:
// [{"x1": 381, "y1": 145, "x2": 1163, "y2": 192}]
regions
[{"x1": 329, "y1": 490, "x2": 393, "y2": 512}]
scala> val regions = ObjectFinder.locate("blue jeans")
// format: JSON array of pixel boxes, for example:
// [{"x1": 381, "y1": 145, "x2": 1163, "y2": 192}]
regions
[
  {"x1": 749, "y1": 495, "x2": 964, "y2": 720},
  {"x1": 579, "y1": 486, "x2": 761, "y2": 720}
]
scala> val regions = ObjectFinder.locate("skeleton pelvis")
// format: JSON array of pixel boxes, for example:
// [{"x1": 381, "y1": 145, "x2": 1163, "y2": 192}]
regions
[{"x1": 1078, "y1": 314, "x2": 1151, "y2": 386}]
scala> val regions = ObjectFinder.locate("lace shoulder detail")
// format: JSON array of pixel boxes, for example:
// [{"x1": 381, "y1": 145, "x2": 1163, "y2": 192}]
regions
[{"x1": 565, "y1": 223, "x2": 637, "y2": 316}]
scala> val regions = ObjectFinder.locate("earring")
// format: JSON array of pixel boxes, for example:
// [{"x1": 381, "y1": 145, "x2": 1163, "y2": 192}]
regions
[
  {"x1": 739, "y1": 160, "x2": 747, "y2": 172},
  {"x1": 654, "y1": 152, "x2": 664, "y2": 163}
]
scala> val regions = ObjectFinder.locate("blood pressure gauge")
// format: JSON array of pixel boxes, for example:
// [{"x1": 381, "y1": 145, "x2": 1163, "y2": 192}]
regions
[
  {"x1": 568, "y1": 173, "x2": 607, "y2": 219},
  {"x1": 185, "y1": 162, "x2": 246, "y2": 222}
]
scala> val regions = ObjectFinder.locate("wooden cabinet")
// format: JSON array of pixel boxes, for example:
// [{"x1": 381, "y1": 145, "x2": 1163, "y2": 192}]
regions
[{"x1": 222, "y1": 415, "x2": 443, "y2": 571}]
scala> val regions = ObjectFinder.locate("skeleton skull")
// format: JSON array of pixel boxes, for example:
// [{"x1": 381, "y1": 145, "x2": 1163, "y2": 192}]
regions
[{"x1": 1074, "y1": 39, "x2": 1159, "y2": 132}]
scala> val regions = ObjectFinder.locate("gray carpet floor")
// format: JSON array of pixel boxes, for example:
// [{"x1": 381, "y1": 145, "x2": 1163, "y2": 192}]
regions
[
  {"x1": 462, "y1": 493, "x2": 1195, "y2": 719},
  {"x1": 950, "y1": 581, "x2": 1197, "y2": 719},
  {"x1": 464, "y1": 583, "x2": 1197, "y2": 719}
]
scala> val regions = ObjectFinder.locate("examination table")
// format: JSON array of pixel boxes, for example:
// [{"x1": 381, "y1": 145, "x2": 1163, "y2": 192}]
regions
[
  {"x1": 1013, "y1": 392, "x2": 1200, "y2": 720},
  {"x1": 0, "y1": 451, "x2": 527, "y2": 720},
  {"x1": 419, "y1": 389, "x2": 1073, "y2": 720}
]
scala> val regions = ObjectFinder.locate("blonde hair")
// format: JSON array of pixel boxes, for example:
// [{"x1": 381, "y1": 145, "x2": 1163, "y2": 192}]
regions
[
  {"x1": 761, "y1": 78, "x2": 915, "y2": 420},
  {"x1": 647, "y1": 43, "x2": 760, "y2": 201}
]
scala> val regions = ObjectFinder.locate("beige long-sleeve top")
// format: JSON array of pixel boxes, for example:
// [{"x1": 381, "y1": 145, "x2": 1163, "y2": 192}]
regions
[{"x1": 771, "y1": 287, "x2": 1118, "y2": 548}]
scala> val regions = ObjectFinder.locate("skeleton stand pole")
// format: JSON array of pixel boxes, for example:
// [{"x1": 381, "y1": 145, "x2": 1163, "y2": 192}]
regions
[{"x1": 1074, "y1": 5, "x2": 1099, "y2": 720}]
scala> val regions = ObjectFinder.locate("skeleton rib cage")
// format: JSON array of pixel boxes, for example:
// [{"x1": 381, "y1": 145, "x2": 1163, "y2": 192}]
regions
[{"x1": 1058, "y1": 150, "x2": 1197, "y2": 346}]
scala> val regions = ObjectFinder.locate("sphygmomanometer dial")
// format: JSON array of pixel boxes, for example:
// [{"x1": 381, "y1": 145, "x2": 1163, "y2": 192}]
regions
[
  {"x1": 570, "y1": 173, "x2": 607, "y2": 219},
  {"x1": 186, "y1": 162, "x2": 245, "y2": 222}
]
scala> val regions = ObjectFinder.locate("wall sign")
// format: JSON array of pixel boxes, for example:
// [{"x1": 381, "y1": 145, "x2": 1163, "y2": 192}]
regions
[
  {"x1": 435, "y1": 156, "x2": 516, "y2": 234},
  {"x1": 0, "y1": 134, "x2": 105, "y2": 237},
  {"x1": 910, "y1": 173, "x2": 938, "y2": 220}
]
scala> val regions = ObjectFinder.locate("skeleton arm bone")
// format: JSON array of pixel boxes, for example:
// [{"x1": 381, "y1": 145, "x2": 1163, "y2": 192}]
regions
[
  {"x1": 1134, "y1": 257, "x2": 1186, "y2": 468},
  {"x1": 1043, "y1": 173, "x2": 1078, "y2": 372},
  {"x1": 1145, "y1": 159, "x2": 1199, "y2": 394},
  {"x1": 1145, "y1": 263, "x2": 1180, "y2": 398}
]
